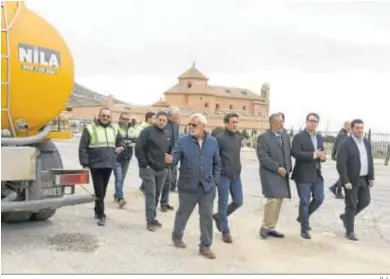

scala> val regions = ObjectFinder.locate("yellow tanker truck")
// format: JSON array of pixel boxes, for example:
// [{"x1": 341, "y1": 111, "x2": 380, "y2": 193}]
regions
[{"x1": 1, "y1": 1, "x2": 95, "y2": 222}]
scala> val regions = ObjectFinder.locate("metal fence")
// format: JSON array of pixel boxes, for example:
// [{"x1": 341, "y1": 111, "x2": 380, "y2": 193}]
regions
[
  {"x1": 68, "y1": 120, "x2": 390, "y2": 162},
  {"x1": 242, "y1": 129, "x2": 390, "y2": 160}
]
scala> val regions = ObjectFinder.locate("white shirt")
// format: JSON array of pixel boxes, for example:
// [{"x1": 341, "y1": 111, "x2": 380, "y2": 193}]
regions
[
  {"x1": 352, "y1": 135, "x2": 369, "y2": 176},
  {"x1": 198, "y1": 139, "x2": 204, "y2": 149}
]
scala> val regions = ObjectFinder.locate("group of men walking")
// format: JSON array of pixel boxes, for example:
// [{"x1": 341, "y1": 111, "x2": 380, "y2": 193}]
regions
[
  {"x1": 79, "y1": 106, "x2": 375, "y2": 259},
  {"x1": 257, "y1": 113, "x2": 374, "y2": 241},
  {"x1": 78, "y1": 107, "x2": 180, "y2": 226}
]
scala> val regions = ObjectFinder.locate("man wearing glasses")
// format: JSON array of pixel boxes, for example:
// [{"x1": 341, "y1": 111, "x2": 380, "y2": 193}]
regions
[
  {"x1": 113, "y1": 112, "x2": 137, "y2": 208},
  {"x1": 169, "y1": 113, "x2": 221, "y2": 260},
  {"x1": 291, "y1": 113, "x2": 326, "y2": 239},
  {"x1": 79, "y1": 107, "x2": 124, "y2": 226},
  {"x1": 135, "y1": 111, "x2": 171, "y2": 232}
]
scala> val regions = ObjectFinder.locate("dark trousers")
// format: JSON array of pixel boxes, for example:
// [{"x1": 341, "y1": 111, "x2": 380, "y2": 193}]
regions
[
  {"x1": 344, "y1": 177, "x2": 371, "y2": 234},
  {"x1": 296, "y1": 178, "x2": 324, "y2": 231},
  {"x1": 330, "y1": 178, "x2": 343, "y2": 194},
  {"x1": 172, "y1": 186, "x2": 216, "y2": 251},
  {"x1": 170, "y1": 165, "x2": 178, "y2": 191},
  {"x1": 217, "y1": 176, "x2": 243, "y2": 234},
  {"x1": 160, "y1": 166, "x2": 177, "y2": 206},
  {"x1": 90, "y1": 168, "x2": 112, "y2": 218},
  {"x1": 139, "y1": 167, "x2": 167, "y2": 225}
]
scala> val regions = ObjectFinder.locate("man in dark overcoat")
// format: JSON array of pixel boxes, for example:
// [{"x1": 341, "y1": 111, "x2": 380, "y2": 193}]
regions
[{"x1": 256, "y1": 113, "x2": 292, "y2": 239}]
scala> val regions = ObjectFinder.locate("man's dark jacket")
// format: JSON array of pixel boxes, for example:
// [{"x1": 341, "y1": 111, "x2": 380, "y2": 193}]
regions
[
  {"x1": 216, "y1": 129, "x2": 242, "y2": 179},
  {"x1": 291, "y1": 130, "x2": 325, "y2": 183},
  {"x1": 336, "y1": 136, "x2": 374, "y2": 187},
  {"x1": 164, "y1": 120, "x2": 180, "y2": 154},
  {"x1": 116, "y1": 123, "x2": 136, "y2": 163},
  {"x1": 331, "y1": 128, "x2": 349, "y2": 160},
  {"x1": 171, "y1": 133, "x2": 221, "y2": 193},
  {"x1": 135, "y1": 125, "x2": 170, "y2": 172}
]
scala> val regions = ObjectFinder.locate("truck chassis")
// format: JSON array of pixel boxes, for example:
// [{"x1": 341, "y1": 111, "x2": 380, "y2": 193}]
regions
[{"x1": 1, "y1": 126, "x2": 95, "y2": 223}]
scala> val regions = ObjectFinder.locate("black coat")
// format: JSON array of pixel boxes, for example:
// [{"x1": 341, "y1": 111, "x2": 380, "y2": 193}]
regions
[
  {"x1": 291, "y1": 130, "x2": 325, "y2": 183},
  {"x1": 336, "y1": 136, "x2": 374, "y2": 187},
  {"x1": 331, "y1": 128, "x2": 349, "y2": 160}
]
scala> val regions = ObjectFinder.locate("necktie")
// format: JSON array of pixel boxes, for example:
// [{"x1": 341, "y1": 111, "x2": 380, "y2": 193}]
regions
[{"x1": 277, "y1": 134, "x2": 283, "y2": 148}]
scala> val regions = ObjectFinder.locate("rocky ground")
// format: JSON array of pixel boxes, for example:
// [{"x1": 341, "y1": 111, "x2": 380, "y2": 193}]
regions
[{"x1": 1, "y1": 140, "x2": 390, "y2": 274}]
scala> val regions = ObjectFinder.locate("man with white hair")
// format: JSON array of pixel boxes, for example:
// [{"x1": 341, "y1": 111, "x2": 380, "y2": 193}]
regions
[
  {"x1": 167, "y1": 113, "x2": 221, "y2": 259},
  {"x1": 158, "y1": 106, "x2": 180, "y2": 212}
]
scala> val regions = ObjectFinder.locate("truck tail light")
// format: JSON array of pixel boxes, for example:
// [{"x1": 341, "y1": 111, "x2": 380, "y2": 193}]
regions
[{"x1": 55, "y1": 172, "x2": 89, "y2": 185}]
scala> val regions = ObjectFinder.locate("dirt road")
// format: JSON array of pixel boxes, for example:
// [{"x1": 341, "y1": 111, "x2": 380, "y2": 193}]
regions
[{"x1": 1, "y1": 140, "x2": 389, "y2": 274}]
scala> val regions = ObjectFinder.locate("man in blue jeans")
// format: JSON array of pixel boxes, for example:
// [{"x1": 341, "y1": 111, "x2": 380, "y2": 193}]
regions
[
  {"x1": 212, "y1": 113, "x2": 243, "y2": 243},
  {"x1": 291, "y1": 113, "x2": 326, "y2": 239},
  {"x1": 113, "y1": 113, "x2": 137, "y2": 208}
]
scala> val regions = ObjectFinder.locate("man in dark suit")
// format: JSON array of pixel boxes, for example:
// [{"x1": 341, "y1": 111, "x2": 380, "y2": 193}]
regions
[
  {"x1": 291, "y1": 113, "x2": 326, "y2": 239},
  {"x1": 329, "y1": 121, "x2": 351, "y2": 199},
  {"x1": 336, "y1": 119, "x2": 374, "y2": 241},
  {"x1": 257, "y1": 113, "x2": 292, "y2": 239}
]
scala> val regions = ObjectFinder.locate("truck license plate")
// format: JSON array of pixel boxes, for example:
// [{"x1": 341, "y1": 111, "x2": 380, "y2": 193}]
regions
[{"x1": 41, "y1": 186, "x2": 63, "y2": 197}]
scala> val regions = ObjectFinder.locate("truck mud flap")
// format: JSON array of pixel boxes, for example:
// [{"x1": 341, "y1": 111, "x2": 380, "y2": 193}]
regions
[{"x1": 1, "y1": 194, "x2": 95, "y2": 213}]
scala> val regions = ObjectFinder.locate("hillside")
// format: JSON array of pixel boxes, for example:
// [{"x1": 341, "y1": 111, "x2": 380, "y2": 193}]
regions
[{"x1": 67, "y1": 83, "x2": 129, "y2": 107}]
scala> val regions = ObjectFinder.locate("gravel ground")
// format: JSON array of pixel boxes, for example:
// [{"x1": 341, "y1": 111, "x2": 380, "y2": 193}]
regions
[{"x1": 1, "y1": 140, "x2": 390, "y2": 274}]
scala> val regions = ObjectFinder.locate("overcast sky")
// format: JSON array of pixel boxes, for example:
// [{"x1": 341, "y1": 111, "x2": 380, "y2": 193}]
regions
[{"x1": 27, "y1": 0, "x2": 390, "y2": 132}]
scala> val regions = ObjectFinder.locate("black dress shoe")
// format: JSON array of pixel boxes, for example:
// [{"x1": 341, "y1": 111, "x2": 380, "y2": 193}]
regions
[
  {"x1": 97, "y1": 216, "x2": 106, "y2": 226},
  {"x1": 296, "y1": 217, "x2": 312, "y2": 231},
  {"x1": 147, "y1": 224, "x2": 158, "y2": 232},
  {"x1": 151, "y1": 219, "x2": 163, "y2": 228},
  {"x1": 345, "y1": 232, "x2": 358, "y2": 241},
  {"x1": 329, "y1": 186, "x2": 337, "y2": 196},
  {"x1": 213, "y1": 214, "x2": 221, "y2": 232},
  {"x1": 259, "y1": 227, "x2": 269, "y2": 239},
  {"x1": 339, "y1": 214, "x2": 347, "y2": 229},
  {"x1": 161, "y1": 204, "x2": 174, "y2": 212},
  {"x1": 301, "y1": 231, "x2": 311, "y2": 239},
  {"x1": 268, "y1": 230, "x2": 285, "y2": 238},
  {"x1": 336, "y1": 192, "x2": 344, "y2": 199}
]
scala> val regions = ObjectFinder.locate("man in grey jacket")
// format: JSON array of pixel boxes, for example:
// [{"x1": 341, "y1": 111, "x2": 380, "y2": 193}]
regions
[{"x1": 256, "y1": 113, "x2": 292, "y2": 239}]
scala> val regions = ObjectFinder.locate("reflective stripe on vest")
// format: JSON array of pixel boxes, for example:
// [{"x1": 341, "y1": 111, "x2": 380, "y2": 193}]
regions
[
  {"x1": 86, "y1": 123, "x2": 117, "y2": 148},
  {"x1": 117, "y1": 125, "x2": 137, "y2": 139}
]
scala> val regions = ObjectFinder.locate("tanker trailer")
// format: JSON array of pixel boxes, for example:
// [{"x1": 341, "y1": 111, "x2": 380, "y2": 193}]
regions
[{"x1": 1, "y1": 1, "x2": 95, "y2": 223}]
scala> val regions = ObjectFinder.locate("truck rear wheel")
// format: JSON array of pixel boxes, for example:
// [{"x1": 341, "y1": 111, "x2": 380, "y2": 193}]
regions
[
  {"x1": 30, "y1": 208, "x2": 57, "y2": 221},
  {"x1": 29, "y1": 140, "x2": 63, "y2": 222}
]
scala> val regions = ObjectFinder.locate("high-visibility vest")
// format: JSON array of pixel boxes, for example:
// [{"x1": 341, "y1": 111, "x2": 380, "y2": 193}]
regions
[
  {"x1": 86, "y1": 123, "x2": 117, "y2": 148},
  {"x1": 116, "y1": 124, "x2": 138, "y2": 139},
  {"x1": 133, "y1": 122, "x2": 150, "y2": 137}
]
